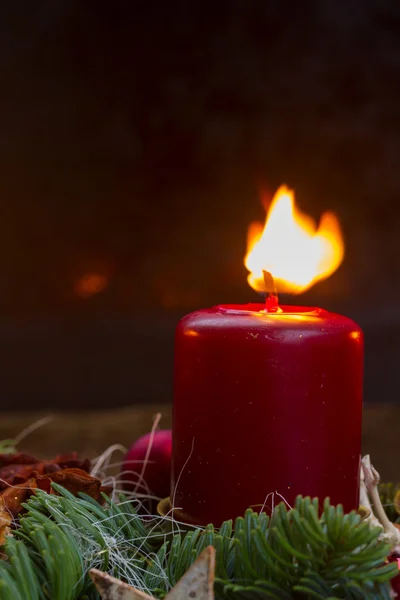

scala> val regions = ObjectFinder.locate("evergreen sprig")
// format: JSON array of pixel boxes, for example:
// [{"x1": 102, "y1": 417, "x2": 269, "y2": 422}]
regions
[
  {"x1": 147, "y1": 497, "x2": 397, "y2": 599},
  {"x1": 214, "y1": 497, "x2": 397, "y2": 599},
  {"x1": 0, "y1": 487, "x2": 397, "y2": 599},
  {"x1": 0, "y1": 485, "x2": 159, "y2": 599}
]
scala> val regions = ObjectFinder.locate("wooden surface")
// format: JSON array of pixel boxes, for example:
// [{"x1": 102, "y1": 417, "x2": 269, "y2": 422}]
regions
[{"x1": 0, "y1": 404, "x2": 397, "y2": 481}]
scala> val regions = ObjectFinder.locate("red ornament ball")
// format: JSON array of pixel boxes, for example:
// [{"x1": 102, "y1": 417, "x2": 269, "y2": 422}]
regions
[
  {"x1": 122, "y1": 430, "x2": 172, "y2": 500},
  {"x1": 389, "y1": 553, "x2": 400, "y2": 597}
]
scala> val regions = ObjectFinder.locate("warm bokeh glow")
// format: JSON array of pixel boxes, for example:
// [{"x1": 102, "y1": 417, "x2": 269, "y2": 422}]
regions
[
  {"x1": 75, "y1": 273, "x2": 109, "y2": 298},
  {"x1": 245, "y1": 185, "x2": 344, "y2": 294}
]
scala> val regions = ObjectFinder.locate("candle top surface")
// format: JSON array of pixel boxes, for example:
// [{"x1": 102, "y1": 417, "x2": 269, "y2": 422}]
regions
[
  {"x1": 218, "y1": 303, "x2": 319, "y2": 315},
  {"x1": 178, "y1": 304, "x2": 362, "y2": 337}
]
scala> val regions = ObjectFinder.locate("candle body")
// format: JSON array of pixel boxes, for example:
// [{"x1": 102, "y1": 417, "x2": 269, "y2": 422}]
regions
[{"x1": 172, "y1": 304, "x2": 363, "y2": 526}]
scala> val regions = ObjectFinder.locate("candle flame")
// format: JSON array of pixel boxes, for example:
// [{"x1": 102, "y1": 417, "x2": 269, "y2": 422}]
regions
[{"x1": 245, "y1": 185, "x2": 344, "y2": 294}]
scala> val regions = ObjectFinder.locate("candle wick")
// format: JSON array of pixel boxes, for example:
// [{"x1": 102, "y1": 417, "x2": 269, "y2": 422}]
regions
[{"x1": 263, "y1": 270, "x2": 279, "y2": 313}]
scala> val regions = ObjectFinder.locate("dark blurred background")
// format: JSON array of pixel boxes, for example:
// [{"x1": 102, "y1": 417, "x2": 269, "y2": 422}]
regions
[{"x1": 0, "y1": 0, "x2": 398, "y2": 409}]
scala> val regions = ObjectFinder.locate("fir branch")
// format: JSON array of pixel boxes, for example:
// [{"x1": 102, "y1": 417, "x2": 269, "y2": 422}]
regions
[
  {"x1": 154, "y1": 497, "x2": 398, "y2": 599},
  {"x1": 0, "y1": 486, "x2": 164, "y2": 599}
]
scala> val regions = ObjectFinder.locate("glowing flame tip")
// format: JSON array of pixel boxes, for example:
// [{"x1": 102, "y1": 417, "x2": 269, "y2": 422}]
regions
[{"x1": 244, "y1": 186, "x2": 344, "y2": 294}]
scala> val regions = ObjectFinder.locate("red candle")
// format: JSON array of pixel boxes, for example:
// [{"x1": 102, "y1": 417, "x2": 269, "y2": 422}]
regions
[
  {"x1": 171, "y1": 303, "x2": 363, "y2": 526},
  {"x1": 172, "y1": 185, "x2": 361, "y2": 525}
]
